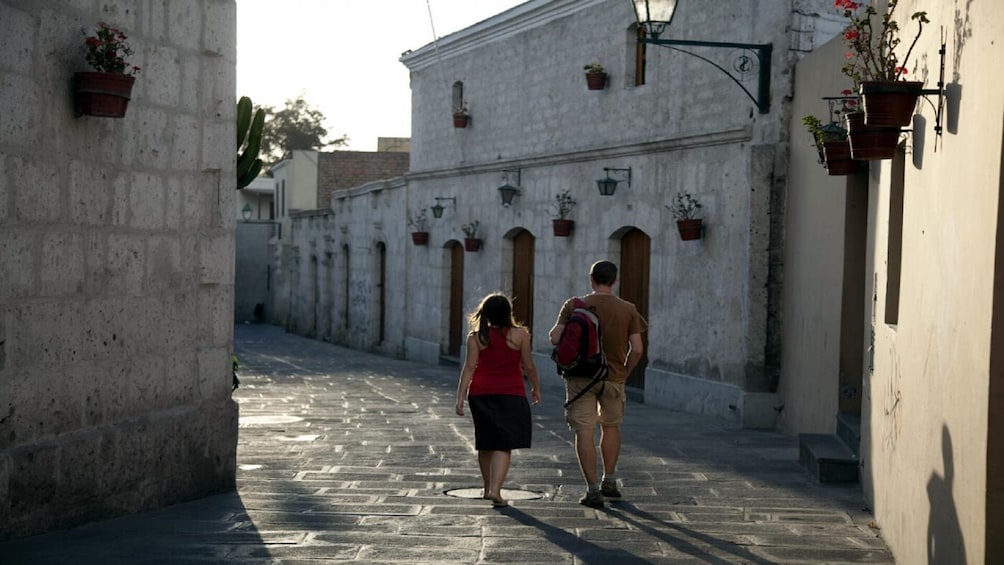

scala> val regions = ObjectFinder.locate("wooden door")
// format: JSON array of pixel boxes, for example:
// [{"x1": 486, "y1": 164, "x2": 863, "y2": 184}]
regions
[
  {"x1": 449, "y1": 242, "x2": 464, "y2": 357},
  {"x1": 620, "y1": 229, "x2": 650, "y2": 390},
  {"x1": 512, "y1": 230, "x2": 535, "y2": 329},
  {"x1": 377, "y1": 242, "x2": 386, "y2": 343}
]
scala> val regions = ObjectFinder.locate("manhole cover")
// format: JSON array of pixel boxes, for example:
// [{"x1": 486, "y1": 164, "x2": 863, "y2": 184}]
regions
[
  {"x1": 239, "y1": 415, "x2": 304, "y2": 425},
  {"x1": 445, "y1": 487, "x2": 544, "y2": 501}
]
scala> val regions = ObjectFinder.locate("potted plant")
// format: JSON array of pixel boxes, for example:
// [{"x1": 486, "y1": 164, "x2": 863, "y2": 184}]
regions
[
  {"x1": 74, "y1": 22, "x2": 141, "y2": 118},
  {"x1": 461, "y1": 220, "x2": 481, "y2": 252},
  {"x1": 667, "y1": 192, "x2": 703, "y2": 241},
  {"x1": 408, "y1": 208, "x2": 429, "y2": 246},
  {"x1": 583, "y1": 63, "x2": 607, "y2": 90},
  {"x1": 802, "y1": 114, "x2": 862, "y2": 176},
  {"x1": 836, "y1": 0, "x2": 929, "y2": 127},
  {"x1": 453, "y1": 102, "x2": 470, "y2": 128},
  {"x1": 548, "y1": 189, "x2": 576, "y2": 236}
]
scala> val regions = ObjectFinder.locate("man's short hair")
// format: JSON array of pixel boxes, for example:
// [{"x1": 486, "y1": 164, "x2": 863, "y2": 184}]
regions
[{"x1": 589, "y1": 260, "x2": 618, "y2": 286}]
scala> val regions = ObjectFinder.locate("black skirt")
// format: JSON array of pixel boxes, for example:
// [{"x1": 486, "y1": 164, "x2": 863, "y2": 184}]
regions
[{"x1": 468, "y1": 394, "x2": 532, "y2": 451}]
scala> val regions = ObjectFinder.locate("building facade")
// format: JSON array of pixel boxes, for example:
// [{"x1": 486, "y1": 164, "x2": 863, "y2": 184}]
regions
[
  {"x1": 0, "y1": 1, "x2": 238, "y2": 538},
  {"x1": 782, "y1": 1, "x2": 1003, "y2": 562},
  {"x1": 273, "y1": 0, "x2": 838, "y2": 423},
  {"x1": 274, "y1": 0, "x2": 1003, "y2": 561}
]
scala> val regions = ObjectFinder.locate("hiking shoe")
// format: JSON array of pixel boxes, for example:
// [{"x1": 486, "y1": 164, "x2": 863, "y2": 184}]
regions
[
  {"x1": 579, "y1": 491, "x2": 604, "y2": 508},
  {"x1": 600, "y1": 479, "x2": 621, "y2": 498}
]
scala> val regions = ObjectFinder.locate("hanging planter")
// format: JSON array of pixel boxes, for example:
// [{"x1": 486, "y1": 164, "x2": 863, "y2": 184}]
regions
[
  {"x1": 846, "y1": 111, "x2": 900, "y2": 160},
  {"x1": 453, "y1": 101, "x2": 469, "y2": 128},
  {"x1": 676, "y1": 219, "x2": 703, "y2": 241},
  {"x1": 668, "y1": 192, "x2": 704, "y2": 242},
  {"x1": 860, "y1": 80, "x2": 923, "y2": 127},
  {"x1": 462, "y1": 221, "x2": 481, "y2": 252},
  {"x1": 75, "y1": 22, "x2": 141, "y2": 118},
  {"x1": 552, "y1": 219, "x2": 574, "y2": 237},
  {"x1": 407, "y1": 208, "x2": 429, "y2": 245},
  {"x1": 822, "y1": 140, "x2": 866, "y2": 176},
  {"x1": 74, "y1": 72, "x2": 135, "y2": 117},
  {"x1": 548, "y1": 190, "x2": 576, "y2": 237},
  {"x1": 464, "y1": 238, "x2": 481, "y2": 252},
  {"x1": 583, "y1": 63, "x2": 607, "y2": 90}
]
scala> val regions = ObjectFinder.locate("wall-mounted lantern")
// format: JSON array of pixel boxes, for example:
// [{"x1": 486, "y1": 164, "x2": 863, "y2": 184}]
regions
[{"x1": 596, "y1": 167, "x2": 632, "y2": 196}]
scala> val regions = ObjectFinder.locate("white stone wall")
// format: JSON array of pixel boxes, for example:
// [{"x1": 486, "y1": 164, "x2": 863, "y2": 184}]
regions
[
  {"x1": 0, "y1": 1, "x2": 237, "y2": 539},
  {"x1": 280, "y1": 0, "x2": 844, "y2": 421}
]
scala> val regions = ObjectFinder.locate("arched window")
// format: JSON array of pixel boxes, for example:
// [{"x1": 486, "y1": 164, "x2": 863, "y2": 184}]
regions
[{"x1": 452, "y1": 81, "x2": 465, "y2": 113}]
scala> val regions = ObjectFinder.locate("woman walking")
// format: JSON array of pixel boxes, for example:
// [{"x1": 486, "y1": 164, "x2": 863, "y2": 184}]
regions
[{"x1": 455, "y1": 293, "x2": 541, "y2": 507}]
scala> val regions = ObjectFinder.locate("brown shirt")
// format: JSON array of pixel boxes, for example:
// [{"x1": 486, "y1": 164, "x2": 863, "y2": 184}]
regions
[{"x1": 556, "y1": 293, "x2": 647, "y2": 384}]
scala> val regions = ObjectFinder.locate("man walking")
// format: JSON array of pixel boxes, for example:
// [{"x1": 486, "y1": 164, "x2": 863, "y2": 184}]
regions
[{"x1": 549, "y1": 260, "x2": 646, "y2": 508}]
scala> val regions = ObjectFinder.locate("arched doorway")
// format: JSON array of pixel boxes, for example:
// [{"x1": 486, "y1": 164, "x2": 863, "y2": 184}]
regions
[
  {"x1": 448, "y1": 241, "x2": 465, "y2": 357},
  {"x1": 512, "y1": 230, "x2": 535, "y2": 330},
  {"x1": 620, "y1": 228, "x2": 650, "y2": 390}
]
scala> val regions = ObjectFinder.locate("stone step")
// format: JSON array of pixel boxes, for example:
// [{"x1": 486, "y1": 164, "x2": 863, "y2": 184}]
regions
[
  {"x1": 798, "y1": 433, "x2": 859, "y2": 483},
  {"x1": 836, "y1": 412, "x2": 861, "y2": 457}
]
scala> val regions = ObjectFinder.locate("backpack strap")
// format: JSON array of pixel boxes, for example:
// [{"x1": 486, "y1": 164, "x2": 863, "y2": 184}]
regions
[{"x1": 563, "y1": 372, "x2": 606, "y2": 408}]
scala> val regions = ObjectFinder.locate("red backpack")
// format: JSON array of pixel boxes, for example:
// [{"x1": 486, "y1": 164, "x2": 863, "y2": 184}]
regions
[{"x1": 552, "y1": 297, "x2": 609, "y2": 391}]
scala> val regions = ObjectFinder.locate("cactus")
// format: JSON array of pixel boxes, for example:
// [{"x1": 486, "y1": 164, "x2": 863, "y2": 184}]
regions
[{"x1": 236, "y1": 95, "x2": 265, "y2": 190}]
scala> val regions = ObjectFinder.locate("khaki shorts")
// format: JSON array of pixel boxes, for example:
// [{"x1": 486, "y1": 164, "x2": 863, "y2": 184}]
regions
[{"x1": 564, "y1": 378, "x2": 625, "y2": 430}]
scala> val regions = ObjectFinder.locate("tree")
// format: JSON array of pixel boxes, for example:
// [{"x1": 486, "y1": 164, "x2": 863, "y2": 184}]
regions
[{"x1": 259, "y1": 96, "x2": 348, "y2": 165}]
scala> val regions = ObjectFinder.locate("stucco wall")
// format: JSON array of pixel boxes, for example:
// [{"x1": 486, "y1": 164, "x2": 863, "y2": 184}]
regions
[
  {"x1": 235, "y1": 221, "x2": 275, "y2": 322},
  {"x1": 777, "y1": 37, "x2": 856, "y2": 434},
  {"x1": 0, "y1": 1, "x2": 237, "y2": 539},
  {"x1": 860, "y1": 1, "x2": 1001, "y2": 562}
]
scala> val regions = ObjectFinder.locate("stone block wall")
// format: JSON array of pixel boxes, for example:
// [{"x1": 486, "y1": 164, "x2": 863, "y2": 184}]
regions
[
  {"x1": 276, "y1": 0, "x2": 845, "y2": 419},
  {"x1": 0, "y1": 1, "x2": 238, "y2": 539}
]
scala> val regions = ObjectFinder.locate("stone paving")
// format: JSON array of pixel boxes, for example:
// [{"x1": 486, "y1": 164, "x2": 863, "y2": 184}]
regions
[{"x1": 0, "y1": 324, "x2": 895, "y2": 564}]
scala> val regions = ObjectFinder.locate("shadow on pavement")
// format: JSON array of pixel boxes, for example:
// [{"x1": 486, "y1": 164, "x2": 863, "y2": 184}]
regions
[
  {"x1": 603, "y1": 501, "x2": 763, "y2": 564},
  {"x1": 498, "y1": 506, "x2": 652, "y2": 564},
  {"x1": 0, "y1": 491, "x2": 264, "y2": 564}
]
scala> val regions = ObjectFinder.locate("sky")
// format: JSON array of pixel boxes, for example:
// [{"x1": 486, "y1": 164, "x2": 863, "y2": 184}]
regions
[{"x1": 236, "y1": 0, "x2": 528, "y2": 151}]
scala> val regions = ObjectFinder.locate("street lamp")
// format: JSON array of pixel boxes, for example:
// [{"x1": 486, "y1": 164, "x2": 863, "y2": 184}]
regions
[
  {"x1": 497, "y1": 169, "x2": 521, "y2": 207},
  {"x1": 431, "y1": 197, "x2": 455, "y2": 218},
  {"x1": 629, "y1": 0, "x2": 773, "y2": 114},
  {"x1": 241, "y1": 203, "x2": 252, "y2": 221},
  {"x1": 596, "y1": 167, "x2": 632, "y2": 196}
]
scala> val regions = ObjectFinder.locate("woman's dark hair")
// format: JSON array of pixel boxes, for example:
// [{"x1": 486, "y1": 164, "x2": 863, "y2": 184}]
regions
[{"x1": 468, "y1": 293, "x2": 519, "y2": 346}]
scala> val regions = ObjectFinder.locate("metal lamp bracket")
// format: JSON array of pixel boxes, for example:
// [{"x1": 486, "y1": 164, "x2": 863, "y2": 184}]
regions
[{"x1": 639, "y1": 37, "x2": 772, "y2": 114}]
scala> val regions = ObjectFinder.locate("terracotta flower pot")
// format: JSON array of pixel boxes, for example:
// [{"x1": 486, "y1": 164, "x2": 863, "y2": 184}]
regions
[
  {"x1": 411, "y1": 231, "x2": 429, "y2": 246},
  {"x1": 676, "y1": 219, "x2": 703, "y2": 241},
  {"x1": 464, "y1": 238, "x2": 481, "y2": 252},
  {"x1": 453, "y1": 114, "x2": 469, "y2": 128},
  {"x1": 822, "y1": 140, "x2": 866, "y2": 176},
  {"x1": 860, "y1": 80, "x2": 923, "y2": 127},
  {"x1": 845, "y1": 112, "x2": 901, "y2": 161},
  {"x1": 552, "y1": 218, "x2": 574, "y2": 237},
  {"x1": 73, "y1": 72, "x2": 135, "y2": 118},
  {"x1": 585, "y1": 72, "x2": 607, "y2": 90}
]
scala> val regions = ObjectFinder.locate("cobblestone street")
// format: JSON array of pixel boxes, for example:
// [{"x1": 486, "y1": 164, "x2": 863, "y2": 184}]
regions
[{"x1": 0, "y1": 324, "x2": 894, "y2": 563}]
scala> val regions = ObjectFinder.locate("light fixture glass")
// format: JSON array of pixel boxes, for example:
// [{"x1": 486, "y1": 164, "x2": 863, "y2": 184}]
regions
[
  {"x1": 596, "y1": 167, "x2": 632, "y2": 196},
  {"x1": 631, "y1": 0, "x2": 679, "y2": 38},
  {"x1": 241, "y1": 202, "x2": 252, "y2": 220},
  {"x1": 498, "y1": 184, "x2": 520, "y2": 207},
  {"x1": 596, "y1": 176, "x2": 619, "y2": 196},
  {"x1": 431, "y1": 197, "x2": 455, "y2": 218}
]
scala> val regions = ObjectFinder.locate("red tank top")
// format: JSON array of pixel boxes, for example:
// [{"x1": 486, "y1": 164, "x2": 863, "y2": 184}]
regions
[{"x1": 468, "y1": 328, "x2": 526, "y2": 397}]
